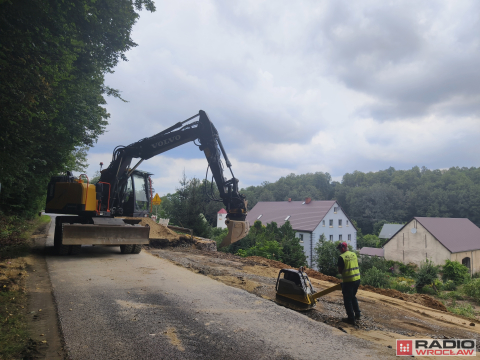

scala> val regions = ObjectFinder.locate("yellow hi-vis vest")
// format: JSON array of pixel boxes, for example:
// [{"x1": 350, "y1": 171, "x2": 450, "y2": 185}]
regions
[{"x1": 340, "y1": 251, "x2": 361, "y2": 282}]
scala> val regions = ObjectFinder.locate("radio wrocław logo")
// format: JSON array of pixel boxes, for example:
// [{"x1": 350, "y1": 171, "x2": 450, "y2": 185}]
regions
[{"x1": 396, "y1": 339, "x2": 476, "y2": 356}]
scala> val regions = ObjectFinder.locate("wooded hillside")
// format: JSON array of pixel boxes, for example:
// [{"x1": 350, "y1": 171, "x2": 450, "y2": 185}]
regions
[
  {"x1": 161, "y1": 166, "x2": 480, "y2": 236},
  {"x1": 243, "y1": 166, "x2": 480, "y2": 234}
]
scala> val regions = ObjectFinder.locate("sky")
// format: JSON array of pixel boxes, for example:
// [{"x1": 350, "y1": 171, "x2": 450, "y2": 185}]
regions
[{"x1": 85, "y1": 0, "x2": 480, "y2": 196}]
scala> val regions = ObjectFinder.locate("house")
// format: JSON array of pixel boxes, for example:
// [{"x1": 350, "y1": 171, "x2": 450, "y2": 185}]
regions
[
  {"x1": 359, "y1": 247, "x2": 384, "y2": 257},
  {"x1": 379, "y1": 224, "x2": 403, "y2": 240},
  {"x1": 383, "y1": 217, "x2": 480, "y2": 275},
  {"x1": 246, "y1": 198, "x2": 357, "y2": 267},
  {"x1": 217, "y1": 208, "x2": 227, "y2": 229}
]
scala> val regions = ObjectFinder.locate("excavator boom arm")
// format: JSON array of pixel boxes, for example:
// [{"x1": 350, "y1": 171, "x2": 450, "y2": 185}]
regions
[{"x1": 99, "y1": 110, "x2": 249, "y2": 246}]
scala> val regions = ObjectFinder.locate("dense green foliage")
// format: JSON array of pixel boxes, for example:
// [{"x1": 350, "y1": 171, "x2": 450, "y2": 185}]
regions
[
  {"x1": 415, "y1": 260, "x2": 441, "y2": 289},
  {"x1": 159, "y1": 175, "x2": 224, "y2": 238},
  {"x1": 464, "y1": 278, "x2": 480, "y2": 303},
  {"x1": 362, "y1": 267, "x2": 390, "y2": 288},
  {"x1": 442, "y1": 260, "x2": 470, "y2": 285},
  {"x1": 231, "y1": 221, "x2": 307, "y2": 267},
  {"x1": 312, "y1": 236, "x2": 354, "y2": 276},
  {"x1": 358, "y1": 255, "x2": 395, "y2": 275},
  {"x1": 0, "y1": 0, "x2": 155, "y2": 217}
]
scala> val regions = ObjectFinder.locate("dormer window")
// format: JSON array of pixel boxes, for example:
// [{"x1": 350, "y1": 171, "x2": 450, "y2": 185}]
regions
[
  {"x1": 285, "y1": 215, "x2": 291, "y2": 221},
  {"x1": 257, "y1": 215, "x2": 262, "y2": 219}
]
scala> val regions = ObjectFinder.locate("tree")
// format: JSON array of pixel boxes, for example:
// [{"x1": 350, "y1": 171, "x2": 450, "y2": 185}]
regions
[
  {"x1": 0, "y1": 0, "x2": 155, "y2": 217},
  {"x1": 162, "y1": 174, "x2": 213, "y2": 238},
  {"x1": 278, "y1": 221, "x2": 307, "y2": 268},
  {"x1": 313, "y1": 235, "x2": 355, "y2": 275}
]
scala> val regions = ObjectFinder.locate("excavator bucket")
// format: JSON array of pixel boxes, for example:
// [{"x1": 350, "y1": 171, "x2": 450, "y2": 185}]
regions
[{"x1": 218, "y1": 220, "x2": 250, "y2": 248}]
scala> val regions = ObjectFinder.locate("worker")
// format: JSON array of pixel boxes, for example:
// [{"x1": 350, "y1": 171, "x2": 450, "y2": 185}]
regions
[{"x1": 337, "y1": 241, "x2": 361, "y2": 325}]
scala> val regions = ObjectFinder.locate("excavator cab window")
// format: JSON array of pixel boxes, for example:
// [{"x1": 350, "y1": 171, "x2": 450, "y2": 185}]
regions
[{"x1": 133, "y1": 173, "x2": 148, "y2": 212}]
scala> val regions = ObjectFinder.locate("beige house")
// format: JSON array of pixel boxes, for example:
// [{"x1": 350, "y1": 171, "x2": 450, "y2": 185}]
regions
[{"x1": 383, "y1": 217, "x2": 480, "y2": 275}]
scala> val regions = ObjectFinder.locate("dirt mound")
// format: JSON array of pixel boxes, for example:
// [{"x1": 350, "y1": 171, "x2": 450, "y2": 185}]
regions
[
  {"x1": 304, "y1": 268, "x2": 341, "y2": 284},
  {"x1": 244, "y1": 256, "x2": 293, "y2": 269},
  {"x1": 360, "y1": 285, "x2": 447, "y2": 312},
  {"x1": 128, "y1": 217, "x2": 181, "y2": 241}
]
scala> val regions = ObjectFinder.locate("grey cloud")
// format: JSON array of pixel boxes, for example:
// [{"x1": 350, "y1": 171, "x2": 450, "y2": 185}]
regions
[{"x1": 309, "y1": 1, "x2": 480, "y2": 120}]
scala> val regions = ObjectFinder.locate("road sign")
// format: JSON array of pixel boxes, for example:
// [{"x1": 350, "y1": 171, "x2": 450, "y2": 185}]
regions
[{"x1": 152, "y1": 193, "x2": 162, "y2": 205}]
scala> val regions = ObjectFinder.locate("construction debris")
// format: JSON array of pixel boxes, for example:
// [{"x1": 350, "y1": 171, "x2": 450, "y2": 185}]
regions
[{"x1": 127, "y1": 217, "x2": 217, "y2": 251}]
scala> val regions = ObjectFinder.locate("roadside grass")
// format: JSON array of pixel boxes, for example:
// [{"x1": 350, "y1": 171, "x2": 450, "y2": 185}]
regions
[
  {"x1": 0, "y1": 214, "x2": 50, "y2": 260},
  {"x1": 0, "y1": 214, "x2": 50, "y2": 359},
  {"x1": 447, "y1": 300, "x2": 477, "y2": 319}
]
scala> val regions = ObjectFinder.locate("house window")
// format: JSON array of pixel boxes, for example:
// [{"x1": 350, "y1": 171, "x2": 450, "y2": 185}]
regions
[
  {"x1": 322, "y1": 220, "x2": 325, "y2": 227},
  {"x1": 348, "y1": 234, "x2": 351, "y2": 241},
  {"x1": 338, "y1": 219, "x2": 342, "y2": 227},
  {"x1": 257, "y1": 215, "x2": 262, "y2": 219},
  {"x1": 462, "y1": 257, "x2": 471, "y2": 270},
  {"x1": 346, "y1": 220, "x2": 349, "y2": 226},
  {"x1": 329, "y1": 235, "x2": 333, "y2": 241},
  {"x1": 334, "y1": 207, "x2": 338, "y2": 213},
  {"x1": 329, "y1": 219, "x2": 333, "y2": 227},
  {"x1": 299, "y1": 234, "x2": 304, "y2": 243},
  {"x1": 339, "y1": 235, "x2": 342, "y2": 241}
]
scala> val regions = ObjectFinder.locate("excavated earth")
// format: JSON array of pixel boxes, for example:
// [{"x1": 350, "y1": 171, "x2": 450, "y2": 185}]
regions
[
  {"x1": 127, "y1": 218, "x2": 217, "y2": 251},
  {"x1": 147, "y1": 247, "x2": 480, "y2": 352}
]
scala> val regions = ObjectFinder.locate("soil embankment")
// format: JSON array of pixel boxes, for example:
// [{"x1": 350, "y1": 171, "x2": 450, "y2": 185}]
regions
[
  {"x1": 149, "y1": 247, "x2": 480, "y2": 353},
  {"x1": 125, "y1": 217, "x2": 217, "y2": 251}
]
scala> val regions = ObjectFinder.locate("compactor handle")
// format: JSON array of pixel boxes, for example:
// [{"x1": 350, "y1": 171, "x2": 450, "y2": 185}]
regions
[{"x1": 311, "y1": 283, "x2": 342, "y2": 300}]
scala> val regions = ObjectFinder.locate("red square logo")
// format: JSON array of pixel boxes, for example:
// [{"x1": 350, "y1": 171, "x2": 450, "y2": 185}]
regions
[{"x1": 397, "y1": 340, "x2": 413, "y2": 356}]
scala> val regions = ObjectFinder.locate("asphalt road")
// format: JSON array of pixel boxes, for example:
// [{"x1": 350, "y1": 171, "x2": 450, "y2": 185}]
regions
[{"x1": 45, "y1": 215, "x2": 396, "y2": 360}]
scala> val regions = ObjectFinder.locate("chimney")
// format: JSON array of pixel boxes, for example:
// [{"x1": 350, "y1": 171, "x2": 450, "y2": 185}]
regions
[
  {"x1": 305, "y1": 197, "x2": 311, "y2": 204},
  {"x1": 288, "y1": 198, "x2": 291, "y2": 202}
]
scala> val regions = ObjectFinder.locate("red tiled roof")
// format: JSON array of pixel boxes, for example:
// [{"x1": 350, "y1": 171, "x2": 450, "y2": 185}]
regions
[
  {"x1": 359, "y1": 247, "x2": 384, "y2": 257},
  {"x1": 415, "y1": 217, "x2": 480, "y2": 253},
  {"x1": 246, "y1": 200, "x2": 336, "y2": 232},
  {"x1": 217, "y1": 208, "x2": 227, "y2": 214}
]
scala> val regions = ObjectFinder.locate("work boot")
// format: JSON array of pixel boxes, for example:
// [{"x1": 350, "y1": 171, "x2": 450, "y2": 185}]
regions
[
  {"x1": 341, "y1": 317, "x2": 356, "y2": 326},
  {"x1": 355, "y1": 313, "x2": 361, "y2": 320}
]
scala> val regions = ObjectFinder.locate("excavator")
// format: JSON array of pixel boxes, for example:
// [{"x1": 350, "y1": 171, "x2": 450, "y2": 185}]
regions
[{"x1": 45, "y1": 110, "x2": 249, "y2": 255}]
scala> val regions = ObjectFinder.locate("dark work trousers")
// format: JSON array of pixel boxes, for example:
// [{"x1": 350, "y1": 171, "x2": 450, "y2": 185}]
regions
[{"x1": 341, "y1": 279, "x2": 361, "y2": 320}]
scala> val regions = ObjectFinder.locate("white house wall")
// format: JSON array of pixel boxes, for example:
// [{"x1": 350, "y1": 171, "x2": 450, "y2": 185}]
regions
[
  {"x1": 216, "y1": 213, "x2": 227, "y2": 229},
  {"x1": 383, "y1": 219, "x2": 451, "y2": 267},
  {"x1": 297, "y1": 202, "x2": 357, "y2": 268},
  {"x1": 296, "y1": 231, "x2": 312, "y2": 266}
]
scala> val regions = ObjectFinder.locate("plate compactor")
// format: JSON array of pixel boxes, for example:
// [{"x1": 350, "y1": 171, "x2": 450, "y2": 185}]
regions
[{"x1": 275, "y1": 268, "x2": 341, "y2": 311}]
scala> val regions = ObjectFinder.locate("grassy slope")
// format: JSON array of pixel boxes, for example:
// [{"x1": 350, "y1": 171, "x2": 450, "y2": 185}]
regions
[{"x1": 0, "y1": 214, "x2": 51, "y2": 359}]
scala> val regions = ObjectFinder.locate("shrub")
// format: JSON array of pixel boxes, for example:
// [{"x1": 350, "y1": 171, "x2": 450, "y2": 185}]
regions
[
  {"x1": 418, "y1": 284, "x2": 437, "y2": 295},
  {"x1": 432, "y1": 279, "x2": 444, "y2": 292},
  {"x1": 443, "y1": 280, "x2": 457, "y2": 291},
  {"x1": 390, "y1": 277, "x2": 416, "y2": 293},
  {"x1": 415, "y1": 259, "x2": 440, "y2": 289},
  {"x1": 443, "y1": 260, "x2": 470, "y2": 285},
  {"x1": 358, "y1": 255, "x2": 396, "y2": 274},
  {"x1": 399, "y1": 263, "x2": 417, "y2": 278},
  {"x1": 313, "y1": 235, "x2": 353, "y2": 276},
  {"x1": 362, "y1": 267, "x2": 390, "y2": 288},
  {"x1": 464, "y1": 278, "x2": 480, "y2": 303}
]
